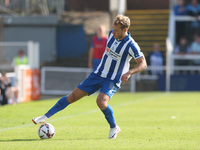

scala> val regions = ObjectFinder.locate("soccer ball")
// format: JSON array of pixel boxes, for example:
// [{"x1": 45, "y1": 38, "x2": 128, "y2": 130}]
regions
[{"x1": 38, "y1": 123, "x2": 55, "y2": 139}]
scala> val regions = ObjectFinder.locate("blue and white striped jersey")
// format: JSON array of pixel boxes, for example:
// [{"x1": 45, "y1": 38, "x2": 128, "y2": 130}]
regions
[{"x1": 94, "y1": 30, "x2": 144, "y2": 87}]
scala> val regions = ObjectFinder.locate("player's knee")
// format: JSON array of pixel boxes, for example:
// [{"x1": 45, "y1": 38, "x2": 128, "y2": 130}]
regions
[
  {"x1": 67, "y1": 92, "x2": 77, "y2": 103},
  {"x1": 96, "y1": 99, "x2": 107, "y2": 110}
]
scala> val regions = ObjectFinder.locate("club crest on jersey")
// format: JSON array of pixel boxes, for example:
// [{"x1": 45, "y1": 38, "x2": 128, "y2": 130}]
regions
[{"x1": 106, "y1": 47, "x2": 109, "y2": 52}]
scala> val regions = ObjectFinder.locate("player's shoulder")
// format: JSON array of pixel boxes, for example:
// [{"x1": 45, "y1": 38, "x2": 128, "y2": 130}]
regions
[
  {"x1": 108, "y1": 30, "x2": 113, "y2": 37},
  {"x1": 128, "y1": 37, "x2": 141, "y2": 50},
  {"x1": 102, "y1": 35, "x2": 108, "y2": 40}
]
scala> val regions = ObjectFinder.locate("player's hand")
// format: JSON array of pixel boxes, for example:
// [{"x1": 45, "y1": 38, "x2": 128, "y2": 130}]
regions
[{"x1": 121, "y1": 72, "x2": 131, "y2": 83}]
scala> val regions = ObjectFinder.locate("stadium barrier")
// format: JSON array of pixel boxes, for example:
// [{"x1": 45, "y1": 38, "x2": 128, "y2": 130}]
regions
[
  {"x1": 16, "y1": 65, "x2": 41, "y2": 102},
  {"x1": 41, "y1": 67, "x2": 92, "y2": 95},
  {"x1": 40, "y1": 65, "x2": 200, "y2": 95}
]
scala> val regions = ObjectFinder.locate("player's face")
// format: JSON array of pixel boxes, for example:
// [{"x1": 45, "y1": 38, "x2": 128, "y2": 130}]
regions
[
  {"x1": 112, "y1": 24, "x2": 126, "y2": 40},
  {"x1": 19, "y1": 51, "x2": 24, "y2": 57},
  {"x1": 97, "y1": 26, "x2": 106, "y2": 38}
]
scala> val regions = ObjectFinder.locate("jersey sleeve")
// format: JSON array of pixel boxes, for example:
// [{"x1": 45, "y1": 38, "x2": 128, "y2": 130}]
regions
[
  {"x1": 90, "y1": 41, "x2": 94, "y2": 48},
  {"x1": 90, "y1": 36, "x2": 95, "y2": 48},
  {"x1": 129, "y1": 42, "x2": 144, "y2": 59}
]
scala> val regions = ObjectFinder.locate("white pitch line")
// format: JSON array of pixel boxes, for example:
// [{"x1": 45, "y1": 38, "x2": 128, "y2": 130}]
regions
[
  {"x1": 0, "y1": 124, "x2": 33, "y2": 132},
  {"x1": 0, "y1": 93, "x2": 167, "y2": 133}
]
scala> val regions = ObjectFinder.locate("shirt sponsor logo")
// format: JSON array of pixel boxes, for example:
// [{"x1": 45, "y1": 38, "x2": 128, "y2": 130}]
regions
[{"x1": 105, "y1": 47, "x2": 121, "y2": 61}]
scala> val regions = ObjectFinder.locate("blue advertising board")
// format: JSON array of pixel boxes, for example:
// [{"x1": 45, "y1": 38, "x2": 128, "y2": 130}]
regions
[{"x1": 158, "y1": 75, "x2": 200, "y2": 91}]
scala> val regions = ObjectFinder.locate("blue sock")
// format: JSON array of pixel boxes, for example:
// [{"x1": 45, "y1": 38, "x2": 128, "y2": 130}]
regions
[
  {"x1": 45, "y1": 96, "x2": 70, "y2": 118},
  {"x1": 102, "y1": 105, "x2": 116, "y2": 128}
]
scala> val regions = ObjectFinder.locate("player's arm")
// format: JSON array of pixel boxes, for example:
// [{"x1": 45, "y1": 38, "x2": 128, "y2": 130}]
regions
[
  {"x1": 88, "y1": 47, "x2": 94, "y2": 68},
  {"x1": 121, "y1": 56, "x2": 147, "y2": 83}
]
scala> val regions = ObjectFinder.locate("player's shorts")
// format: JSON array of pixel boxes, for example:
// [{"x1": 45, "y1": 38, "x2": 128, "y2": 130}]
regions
[
  {"x1": 77, "y1": 73, "x2": 119, "y2": 98},
  {"x1": 92, "y1": 58, "x2": 101, "y2": 71}
]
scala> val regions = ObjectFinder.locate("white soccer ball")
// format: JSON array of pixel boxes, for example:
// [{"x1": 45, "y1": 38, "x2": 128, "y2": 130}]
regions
[{"x1": 38, "y1": 123, "x2": 55, "y2": 139}]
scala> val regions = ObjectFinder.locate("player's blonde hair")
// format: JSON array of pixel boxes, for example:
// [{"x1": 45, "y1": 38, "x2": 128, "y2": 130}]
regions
[{"x1": 113, "y1": 14, "x2": 130, "y2": 29}]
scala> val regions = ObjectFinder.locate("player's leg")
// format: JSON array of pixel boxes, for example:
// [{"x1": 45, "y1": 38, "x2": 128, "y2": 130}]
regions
[
  {"x1": 92, "y1": 59, "x2": 101, "y2": 71},
  {"x1": 45, "y1": 87, "x2": 88, "y2": 117},
  {"x1": 97, "y1": 81, "x2": 121, "y2": 139},
  {"x1": 5, "y1": 87, "x2": 14, "y2": 104},
  {"x1": 32, "y1": 73, "x2": 101, "y2": 125},
  {"x1": 97, "y1": 93, "x2": 121, "y2": 139},
  {"x1": 32, "y1": 88, "x2": 88, "y2": 124},
  {"x1": 96, "y1": 93, "x2": 116, "y2": 127},
  {"x1": 11, "y1": 87, "x2": 19, "y2": 103}
]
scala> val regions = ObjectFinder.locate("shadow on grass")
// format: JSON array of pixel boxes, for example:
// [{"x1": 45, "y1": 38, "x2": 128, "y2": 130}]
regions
[
  {"x1": 0, "y1": 138, "x2": 64, "y2": 142},
  {"x1": 0, "y1": 139, "x2": 41, "y2": 142},
  {"x1": 0, "y1": 138, "x2": 104, "y2": 142}
]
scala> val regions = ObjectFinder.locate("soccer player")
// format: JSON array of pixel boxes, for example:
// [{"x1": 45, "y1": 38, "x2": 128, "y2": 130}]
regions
[
  {"x1": 88, "y1": 25, "x2": 107, "y2": 71},
  {"x1": 32, "y1": 14, "x2": 147, "y2": 139}
]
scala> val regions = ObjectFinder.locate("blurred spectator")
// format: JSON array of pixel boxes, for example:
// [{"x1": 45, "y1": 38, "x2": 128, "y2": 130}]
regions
[
  {"x1": 88, "y1": 25, "x2": 107, "y2": 71},
  {"x1": 186, "y1": 0, "x2": 200, "y2": 37},
  {"x1": 0, "y1": 72, "x2": 18, "y2": 105},
  {"x1": 191, "y1": 33, "x2": 200, "y2": 65},
  {"x1": 148, "y1": 43, "x2": 164, "y2": 75},
  {"x1": 0, "y1": 71, "x2": 11, "y2": 105},
  {"x1": 174, "y1": 0, "x2": 187, "y2": 15},
  {"x1": 174, "y1": 0, "x2": 187, "y2": 42},
  {"x1": 0, "y1": 89, "x2": 2, "y2": 105},
  {"x1": 186, "y1": 0, "x2": 200, "y2": 17},
  {"x1": 174, "y1": 36, "x2": 191, "y2": 54},
  {"x1": 12, "y1": 49, "x2": 28, "y2": 69},
  {"x1": 174, "y1": 36, "x2": 191, "y2": 66}
]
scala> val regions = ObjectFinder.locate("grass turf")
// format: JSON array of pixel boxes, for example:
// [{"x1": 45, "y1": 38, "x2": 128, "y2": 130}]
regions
[{"x1": 0, "y1": 92, "x2": 200, "y2": 150}]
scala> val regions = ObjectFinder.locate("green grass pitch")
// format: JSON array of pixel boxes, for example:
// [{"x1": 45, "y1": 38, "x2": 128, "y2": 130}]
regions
[{"x1": 0, "y1": 92, "x2": 200, "y2": 150}]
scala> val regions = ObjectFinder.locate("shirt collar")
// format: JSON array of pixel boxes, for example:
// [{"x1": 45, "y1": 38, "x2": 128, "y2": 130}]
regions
[{"x1": 116, "y1": 32, "x2": 131, "y2": 42}]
